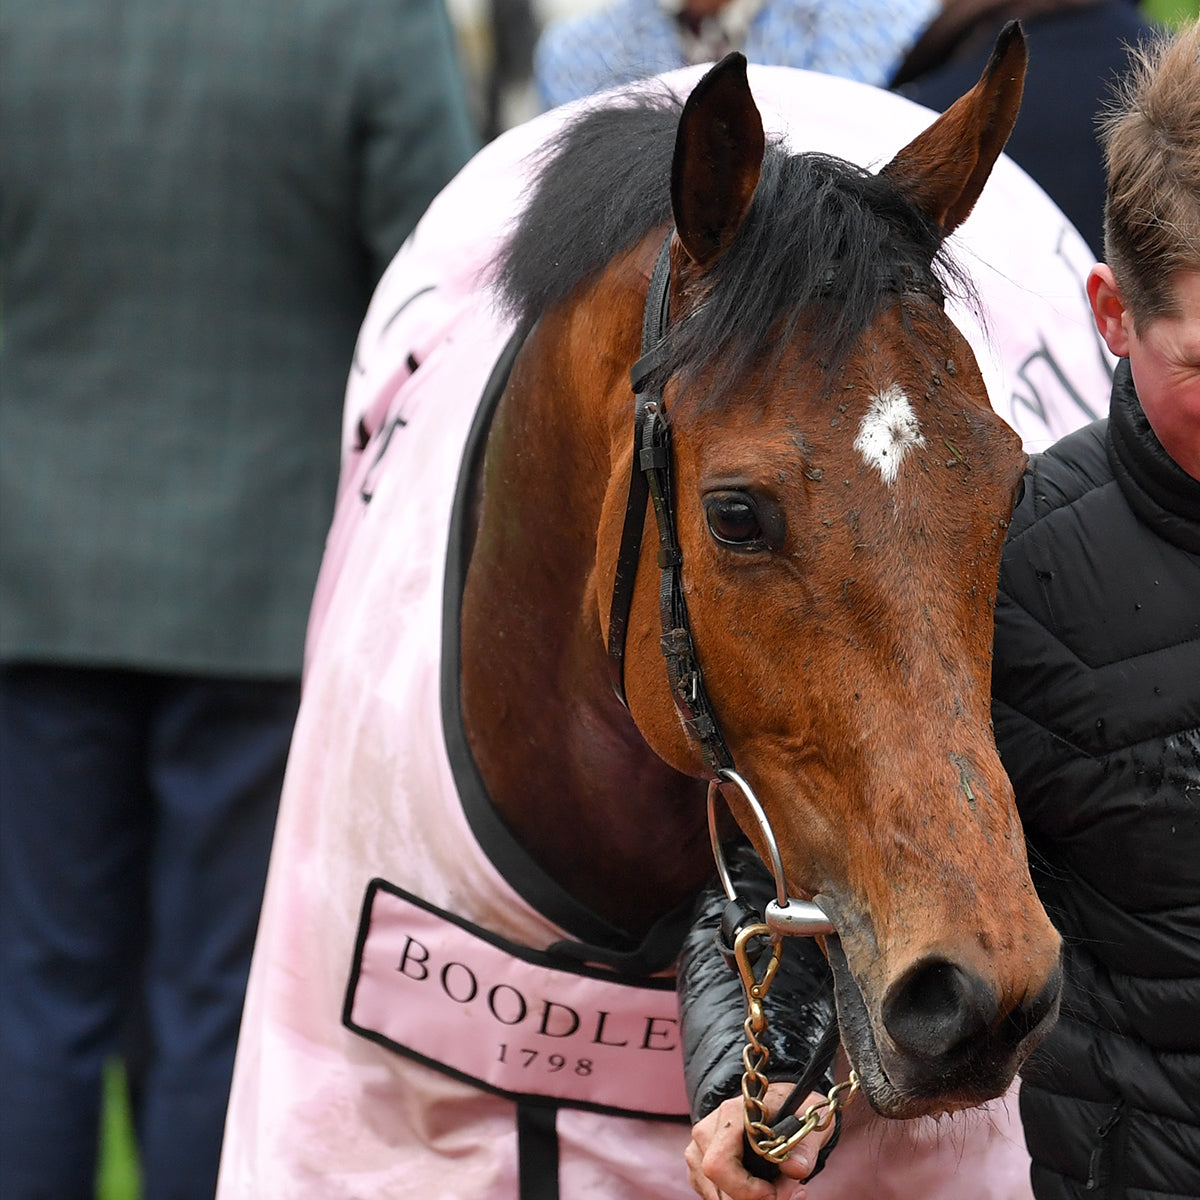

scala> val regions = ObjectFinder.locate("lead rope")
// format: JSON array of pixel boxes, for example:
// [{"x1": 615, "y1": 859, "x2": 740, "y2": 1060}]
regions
[{"x1": 732, "y1": 922, "x2": 859, "y2": 1172}]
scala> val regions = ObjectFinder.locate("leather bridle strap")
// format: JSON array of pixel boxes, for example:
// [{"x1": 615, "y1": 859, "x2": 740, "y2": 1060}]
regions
[
  {"x1": 606, "y1": 232, "x2": 734, "y2": 776},
  {"x1": 606, "y1": 234, "x2": 672, "y2": 705}
]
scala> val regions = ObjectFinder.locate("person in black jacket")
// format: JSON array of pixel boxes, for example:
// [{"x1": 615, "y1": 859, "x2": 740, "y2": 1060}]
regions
[{"x1": 992, "y1": 18, "x2": 1200, "y2": 1197}]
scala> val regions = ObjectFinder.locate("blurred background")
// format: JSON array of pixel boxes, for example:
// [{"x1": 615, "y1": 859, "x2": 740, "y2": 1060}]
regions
[{"x1": 449, "y1": 0, "x2": 1197, "y2": 138}]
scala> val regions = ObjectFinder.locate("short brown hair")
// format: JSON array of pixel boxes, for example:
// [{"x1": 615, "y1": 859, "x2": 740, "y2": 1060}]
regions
[{"x1": 1100, "y1": 18, "x2": 1200, "y2": 330}]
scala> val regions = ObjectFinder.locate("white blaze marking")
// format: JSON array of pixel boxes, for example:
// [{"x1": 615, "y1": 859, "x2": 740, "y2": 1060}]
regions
[{"x1": 854, "y1": 386, "x2": 927, "y2": 485}]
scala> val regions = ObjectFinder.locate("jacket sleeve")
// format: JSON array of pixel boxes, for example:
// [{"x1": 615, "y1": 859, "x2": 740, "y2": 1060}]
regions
[
  {"x1": 677, "y1": 841, "x2": 837, "y2": 1122},
  {"x1": 355, "y1": 0, "x2": 480, "y2": 279}
]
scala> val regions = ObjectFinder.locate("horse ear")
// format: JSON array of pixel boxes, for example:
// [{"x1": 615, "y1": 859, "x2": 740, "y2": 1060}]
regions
[
  {"x1": 671, "y1": 52, "x2": 765, "y2": 269},
  {"x1": 881, "y1": 21, "x2": 1026, "y2": 236}
]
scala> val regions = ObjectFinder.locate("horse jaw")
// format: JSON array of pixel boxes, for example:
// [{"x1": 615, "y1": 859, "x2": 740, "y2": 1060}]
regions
[{"x1": 461, "y1": 252, "x2": 721, "y2": 933}]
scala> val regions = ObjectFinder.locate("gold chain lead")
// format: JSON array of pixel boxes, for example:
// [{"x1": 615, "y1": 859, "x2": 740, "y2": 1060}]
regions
[{"x1": 733, "y1": 922, "x2": 860, "y2": 1165}]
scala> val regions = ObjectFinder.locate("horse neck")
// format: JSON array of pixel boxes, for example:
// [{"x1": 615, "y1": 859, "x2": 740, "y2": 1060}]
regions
[{"x1": 459, "y1": 256, "x2": 713, "y2": 933}]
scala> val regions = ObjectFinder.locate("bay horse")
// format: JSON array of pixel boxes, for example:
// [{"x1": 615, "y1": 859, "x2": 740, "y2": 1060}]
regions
[
  {"x1": 220, "y1": 24, "x2": 1063, "y2": 1200},
  {"x1": 473, "y1": 22, "x2": 1061, "y2": 1115}
]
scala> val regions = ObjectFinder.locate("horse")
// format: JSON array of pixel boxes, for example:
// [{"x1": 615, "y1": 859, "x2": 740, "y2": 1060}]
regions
[{"x1": 219, "y1": 26, "x2": 1071, "y2": 1200}]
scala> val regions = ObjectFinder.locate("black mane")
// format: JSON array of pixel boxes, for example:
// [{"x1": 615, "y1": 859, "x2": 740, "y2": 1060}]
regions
[{"x1": 494, "y1": 88, "x2": 973, "y2": 391}]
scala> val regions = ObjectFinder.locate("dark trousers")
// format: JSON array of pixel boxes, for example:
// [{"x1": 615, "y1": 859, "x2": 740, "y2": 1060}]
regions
[{"x1": 0, "y1": 665, "x2": 298, "y2": 1200}]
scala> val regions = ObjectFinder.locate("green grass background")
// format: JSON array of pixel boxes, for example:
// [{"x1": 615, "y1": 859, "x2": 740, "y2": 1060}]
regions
[
  {"x1": 1145, "y1": 0, "x2": 1197, "y2": 22},
  {"x1": 90, "y1": 2, "x2": 1197, "y2": 1196},
  {"x1": 97, "y1": 1060, "x2": 140, "y2": 1200}
]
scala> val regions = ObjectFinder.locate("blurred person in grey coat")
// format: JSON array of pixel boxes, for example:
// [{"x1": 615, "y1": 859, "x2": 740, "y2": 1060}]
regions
[{"x1": 0, "y1": 1, "x2": 476, "y2": 1195}]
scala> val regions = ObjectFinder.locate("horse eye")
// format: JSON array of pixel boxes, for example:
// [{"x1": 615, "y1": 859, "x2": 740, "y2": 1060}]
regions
[{"x1": 704, "y1": 492, "x2": 766, "y2": 551}]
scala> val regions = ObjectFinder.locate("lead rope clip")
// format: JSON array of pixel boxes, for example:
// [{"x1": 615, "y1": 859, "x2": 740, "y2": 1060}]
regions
[{"x1": 708, "y1": 772, "x2": 858, "y2": 1167}]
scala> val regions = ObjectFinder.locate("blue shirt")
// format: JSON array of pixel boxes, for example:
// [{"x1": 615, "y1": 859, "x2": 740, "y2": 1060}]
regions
[{"x1": 534, "y1": 0, "x2": 940, "y2": 110}]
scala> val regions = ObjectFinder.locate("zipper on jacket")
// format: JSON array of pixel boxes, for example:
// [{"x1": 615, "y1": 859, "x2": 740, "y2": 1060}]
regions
[{"x1": 1085, "y1": 1100, "x2": 1125, "y2": 1192}]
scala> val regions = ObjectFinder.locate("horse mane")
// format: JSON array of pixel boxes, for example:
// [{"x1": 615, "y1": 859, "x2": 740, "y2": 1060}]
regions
[{"x1": 493, "y1": 87, "x2": 976, "y2": 393}]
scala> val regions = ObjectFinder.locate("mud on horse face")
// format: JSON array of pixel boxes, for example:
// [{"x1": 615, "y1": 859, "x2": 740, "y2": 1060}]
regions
[{"x1": 465, "y1": 23, "x2": 1061, "y2": 1122}]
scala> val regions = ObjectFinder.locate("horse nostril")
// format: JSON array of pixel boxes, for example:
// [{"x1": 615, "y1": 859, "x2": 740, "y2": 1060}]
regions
[{"x1": 882, "y1": 958, "x2": 1000, "y2": 1060}]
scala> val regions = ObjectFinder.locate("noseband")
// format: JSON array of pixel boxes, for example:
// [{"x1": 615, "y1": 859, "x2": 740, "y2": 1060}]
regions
[{"x1": 604, "y1": 232, "x2": 832, "y2": 940}]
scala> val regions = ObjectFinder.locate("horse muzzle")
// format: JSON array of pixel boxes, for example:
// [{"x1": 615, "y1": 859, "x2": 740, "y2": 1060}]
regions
[
  {"x1": 824, "y1": 931, "x2": 1062, "y2": 1117},
  {"x1": 708, "y1": 769, "x2": 1062, "y2": 1117}
]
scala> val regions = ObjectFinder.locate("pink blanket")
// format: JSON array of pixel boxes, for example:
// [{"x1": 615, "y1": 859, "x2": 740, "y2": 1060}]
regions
[{"x1": 218, "y1": 66, "x2": 1109, "y2": 1200}]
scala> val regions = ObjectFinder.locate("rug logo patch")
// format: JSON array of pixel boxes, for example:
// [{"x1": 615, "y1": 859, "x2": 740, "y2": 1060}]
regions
[{"x1": 343, "y1": 879, "x2": 690, "y2": 1118}]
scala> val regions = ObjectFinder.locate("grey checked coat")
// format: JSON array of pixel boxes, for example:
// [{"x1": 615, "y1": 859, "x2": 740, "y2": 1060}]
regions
[{"x1": 0, "y1": 0, "x2": 477, "y2": 677}]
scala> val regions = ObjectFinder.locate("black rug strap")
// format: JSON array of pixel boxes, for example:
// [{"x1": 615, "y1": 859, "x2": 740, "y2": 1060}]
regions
[{"x1": 517, "y1": 1100, "x2": 561, "y2": 1200}]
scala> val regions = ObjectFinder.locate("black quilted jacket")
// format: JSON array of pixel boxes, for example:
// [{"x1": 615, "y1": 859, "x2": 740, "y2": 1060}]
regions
[{"x1": 991, "y1": 358, "x2": 1200, "y2": 1199}]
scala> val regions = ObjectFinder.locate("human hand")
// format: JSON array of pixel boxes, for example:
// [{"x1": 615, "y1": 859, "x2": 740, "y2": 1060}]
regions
[{"x1": 684, "y1": 1084, "x2": 834, "y2": 1200}]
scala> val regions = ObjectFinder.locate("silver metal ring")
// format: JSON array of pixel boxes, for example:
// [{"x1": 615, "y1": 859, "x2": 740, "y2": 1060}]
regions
[
  {"x1": 707, "y1": 768, "x2": 788, "y2": 907},
  {"x1": 706, "y1": 768, "x2": 835, "y2": 938}
]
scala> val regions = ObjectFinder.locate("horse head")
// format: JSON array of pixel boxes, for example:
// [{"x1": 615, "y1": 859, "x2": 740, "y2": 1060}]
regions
[
  {"x1": 615, "y1": 29, "x2": 1061, "y2": 1118},
  {"x1": 469, "y1": 23, "x2": 1060, "y2": 1122}
]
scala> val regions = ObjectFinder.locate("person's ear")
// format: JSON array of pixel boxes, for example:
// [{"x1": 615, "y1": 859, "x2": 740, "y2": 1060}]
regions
[{"x1": 1087, "y1": 263, "x2": 1132, "y2": 358}]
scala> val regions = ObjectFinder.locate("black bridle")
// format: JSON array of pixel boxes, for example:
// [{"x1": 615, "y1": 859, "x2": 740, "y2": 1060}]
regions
[
  {"x1": 600, "y1": 230, "x2": 839, "y2": 942},
  {"x1": 601, "y1": 231, "x2": 841, "y2": 946},
  {"x1": 604, "y1": 231, "x2": 848, "y2": 1178},
  {"x1": 604, "y1": 232, "x2": 947, "y2": 781},
  {"x1": 605, "y1": 232, "x2": 735, "y2": 777}
]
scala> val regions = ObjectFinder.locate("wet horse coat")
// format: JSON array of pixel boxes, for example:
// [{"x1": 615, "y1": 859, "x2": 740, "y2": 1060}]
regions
[{"x1": 219, "y1": 57, "x2": 1110, "y2": 1200}]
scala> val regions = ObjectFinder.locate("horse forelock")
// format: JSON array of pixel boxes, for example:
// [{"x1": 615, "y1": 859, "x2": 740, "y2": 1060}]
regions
[{"x1": 492, "y1": 91, "x2": 979, "y2": 403}]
